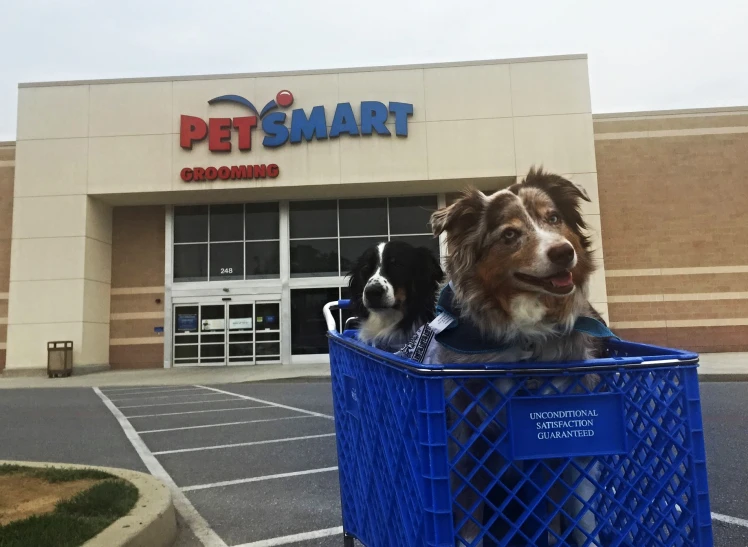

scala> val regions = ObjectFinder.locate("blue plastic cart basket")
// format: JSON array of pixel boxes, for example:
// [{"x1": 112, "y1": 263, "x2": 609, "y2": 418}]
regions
[{"x1": 324, "y1": 300, "x2": 713, "y2": 547}]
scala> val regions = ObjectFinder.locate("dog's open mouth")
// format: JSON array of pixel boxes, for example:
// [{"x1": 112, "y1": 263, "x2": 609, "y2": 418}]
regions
[{"x1": 514, "y1": 270, "x2": 575, "y2": 295}]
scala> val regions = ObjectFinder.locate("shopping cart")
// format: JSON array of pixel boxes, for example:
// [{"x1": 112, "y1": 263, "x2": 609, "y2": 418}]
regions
[{"x1": 324, "y1": 300, "x2": 713, "y2": 547}]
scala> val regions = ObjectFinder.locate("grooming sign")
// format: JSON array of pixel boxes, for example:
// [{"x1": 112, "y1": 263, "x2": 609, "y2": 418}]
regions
[
  {"x1": 509, "y1": 393, "x2": 628, "y2": 460},
  {"x1": 179, "y1": 90, "x2": 413, "y2": 183}
]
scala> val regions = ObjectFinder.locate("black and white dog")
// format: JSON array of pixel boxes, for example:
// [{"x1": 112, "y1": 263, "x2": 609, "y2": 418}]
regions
[{"x1": 347, "y1": 240, "x2": 444, "y2": 352}]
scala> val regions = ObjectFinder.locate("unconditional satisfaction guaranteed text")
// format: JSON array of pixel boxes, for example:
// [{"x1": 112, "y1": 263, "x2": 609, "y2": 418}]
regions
[
  {"x1": 531, "y1": 409, "x2": 598, "y2": 440},
  {"x1": 510, "y1": 394, "x2": 626, "y2": 459}
]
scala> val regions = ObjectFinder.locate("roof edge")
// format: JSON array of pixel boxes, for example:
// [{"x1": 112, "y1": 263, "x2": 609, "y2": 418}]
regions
[
  {"x1": 594, "y1": 105, "x2": 748, "y2": 119},
  {"x1": 18, "y1": 54, "x2": 587, "y2": 88}
]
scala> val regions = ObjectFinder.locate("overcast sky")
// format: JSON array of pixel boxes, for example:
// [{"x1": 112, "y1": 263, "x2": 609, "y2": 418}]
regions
[{"x1": 2, "y1": 0, "x2": 747, "y2": 141}]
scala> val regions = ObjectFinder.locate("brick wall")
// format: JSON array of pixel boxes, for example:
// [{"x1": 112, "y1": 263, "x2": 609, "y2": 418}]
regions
[
  {"x1": 109, "y1": 206, "x2": 166, "y2": 369},
  {"x1": 0, "y1": 143, "x2": 14, "y2": 369},
  {"x1": 595, "y1": 108, "x2": 748, "y2": 352}
]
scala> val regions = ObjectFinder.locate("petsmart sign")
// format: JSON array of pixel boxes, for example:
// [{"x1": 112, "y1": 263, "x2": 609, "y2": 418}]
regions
[
  {"x1": 179, "y1": 90, "x2": 413, "y2": 183},
  {"x1": 509, "y1": 393, "x2": 627, "y2": 460}
]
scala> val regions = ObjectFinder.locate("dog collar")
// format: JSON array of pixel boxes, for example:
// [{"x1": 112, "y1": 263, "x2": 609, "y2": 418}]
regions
[{"x1": 432, "y1": 283, "x2": 617, "y2": 355}]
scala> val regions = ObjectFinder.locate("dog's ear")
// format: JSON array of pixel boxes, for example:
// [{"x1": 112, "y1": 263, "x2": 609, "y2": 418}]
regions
[
  {"x1": 412, "y1": 246, "x2": 444, "y2": 317},
  {"x1": 523, "y1": 166, "x2": 591, "y2": 203},
  {"x1": 430, "y1": 187, "x2": 486, "y2": 237},
  {"x1": 551, "y1": 176, "x2": 591, "y2": 204},
  {"x1": 523, "y1": 168, "x2": 591, "y2": 248},
  {"x1": 347, "y1": 245, "x2": 377, "y2": 316},
  {"x1": 570, "y1": 181, "x2": 591, "y2": 202},
  {"x1": 415, "y1": 246, "x2": 445, "y2": 284}
]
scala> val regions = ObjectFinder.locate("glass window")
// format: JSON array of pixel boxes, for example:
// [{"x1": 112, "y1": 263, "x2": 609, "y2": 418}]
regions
[
  {"x1": 339, "y1": 198, "x2": 387, "y2": 237},
  {"x1": 390, "y1": 235, "x2": 440, "y2": 259},
  {"x1": 340, "y1": 236, "x2": 382, "y2": 275},
  {"x1": 210, "y1": 204, "x2": 243, "y2": 242},
  {"x1": 389, "y1": 196, "x2": 438, "y2": 235},
  {"x1": 255, "y1": 303, "x2": 280, "y2": 331},
  {"x1": 174, "y1": 306, "x2": 199, "y2": 333},
  {"x1": 291, "y1": 288, "x2": 339, "y2": 354},
  {"x1": 209, "y1": 242, "x2": 244, "y2": 280},
  {"x1": 289, "y1": 201, "x2": 337, "y2": 239},
  {"x1": 246, "y1": 203, "x2": 280, "y2": 241},
  {"x1": 174, "y1": 206, "x2": 208, "y2": 243},
  {"x1": 245, "y1": 241, "x2": 280, "y2": 279},
  {"x1": 174, "y1": 245, "x2": 208, "y2": 282},
  {"x1": 290, "y1": 239, "x2": 338, "y2": 277},
  {"x1": 287, "y1": 195, "x2": 440, "y2": 281},
  {"x1": 174, "y1": 202, "x2": 280, "y2": 283}
]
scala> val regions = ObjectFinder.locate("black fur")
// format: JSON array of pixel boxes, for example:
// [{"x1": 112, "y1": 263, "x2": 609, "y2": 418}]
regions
[{"x1": 347, "y1": 240, "x2": 444, "y2": 338}]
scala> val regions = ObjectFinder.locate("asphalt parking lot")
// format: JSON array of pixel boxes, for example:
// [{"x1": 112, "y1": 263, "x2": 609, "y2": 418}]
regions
[
  {"x1": 99, "y1": 381, "x2": 344, "y2": 547},
  {"x1": 1, "y1": 381, "x2": 748, "y2": 546}
]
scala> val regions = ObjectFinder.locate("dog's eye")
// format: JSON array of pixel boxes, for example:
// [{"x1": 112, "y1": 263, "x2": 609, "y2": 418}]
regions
[
  {"x1": 501, "y1": 228, "x2": 520, "y2": 243},
  {"x1": 547, "y1": 213, "x2": 561, "y2": 225}
]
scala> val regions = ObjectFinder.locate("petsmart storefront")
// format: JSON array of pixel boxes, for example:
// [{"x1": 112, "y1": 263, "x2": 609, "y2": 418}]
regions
[{"x1": 2, "y1": 53, "x2": 745, "y2": 372}]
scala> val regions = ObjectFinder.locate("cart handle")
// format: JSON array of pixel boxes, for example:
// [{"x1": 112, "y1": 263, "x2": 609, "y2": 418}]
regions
[{"x1": 323, "y1": 300, "x2": 351, "y2": 333}]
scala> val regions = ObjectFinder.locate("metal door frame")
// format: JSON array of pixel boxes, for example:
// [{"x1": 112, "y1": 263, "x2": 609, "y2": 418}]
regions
[{"x1": 172, "y1": 295, "x2": 281, "y2": 367}]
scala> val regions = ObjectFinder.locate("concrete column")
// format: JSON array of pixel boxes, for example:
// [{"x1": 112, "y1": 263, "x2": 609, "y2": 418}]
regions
[{"x1": 6, "y1": 195, "x2": 112, "y2": 370}]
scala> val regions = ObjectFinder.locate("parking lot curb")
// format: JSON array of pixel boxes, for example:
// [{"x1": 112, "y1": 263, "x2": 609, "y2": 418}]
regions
[{"x1": 0, "y1": 460, "x2": 177, "y2": 547}]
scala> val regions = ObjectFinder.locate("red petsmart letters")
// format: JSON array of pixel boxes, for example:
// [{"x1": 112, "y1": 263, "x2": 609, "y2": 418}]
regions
[
  {"x1": 208, "y1": 118, "x2": 232, "y2": 152},
  {"x1": 233, "y1": 117, "x2": 258, "y2": 151},
  {"x1": 180, "y1": 115, "x2": 208, "y2": 150}
]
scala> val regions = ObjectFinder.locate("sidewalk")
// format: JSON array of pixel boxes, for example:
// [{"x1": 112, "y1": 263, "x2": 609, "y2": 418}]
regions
[
  {"x1": 697, "y1": 352, "x2": 748, "y2": 381},
  {"x1": 0, "y1": 353, "x2": 745, "y2": 389},
  {"x1": 0, "y1": 362, "x2": 331, "y2": 389}
]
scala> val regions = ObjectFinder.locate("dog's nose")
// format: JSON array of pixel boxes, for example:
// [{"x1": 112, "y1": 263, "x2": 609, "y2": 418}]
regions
[
  {"x1": 364, "y1": 284, "x2": 384, "y2": 305},
  {"x1": 547, "y1": 243, "x2": 575, "y2": 267}
]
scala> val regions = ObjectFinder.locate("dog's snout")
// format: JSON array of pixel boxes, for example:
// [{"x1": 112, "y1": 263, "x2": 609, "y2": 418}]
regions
[
  {"x1": 547, "y1": 243, "x2": 575, "y2": 267},
  {"x1": 364, "y1": 284, "x2": 384, "y2": 304}
]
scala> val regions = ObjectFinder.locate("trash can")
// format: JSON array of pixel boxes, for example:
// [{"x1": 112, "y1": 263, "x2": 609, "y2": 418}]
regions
[{"x1": 47, "y1": 341, "x2": 73, "y2": 378}]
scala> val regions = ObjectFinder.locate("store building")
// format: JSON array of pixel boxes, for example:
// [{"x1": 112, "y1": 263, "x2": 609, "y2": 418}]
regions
[{"x1": 1, "y1": 53, "x2": 745, "y2": 372}]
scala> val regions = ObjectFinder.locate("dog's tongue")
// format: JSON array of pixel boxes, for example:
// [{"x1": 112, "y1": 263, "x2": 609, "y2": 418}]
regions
[{"x1": 549, "y1": 272, "x2": 573, "y2": 288}]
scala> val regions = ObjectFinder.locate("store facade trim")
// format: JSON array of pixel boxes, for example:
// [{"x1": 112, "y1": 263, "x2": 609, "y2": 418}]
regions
[{"x1": 8, "y1": 54, "x2": 606, "y2": 370}]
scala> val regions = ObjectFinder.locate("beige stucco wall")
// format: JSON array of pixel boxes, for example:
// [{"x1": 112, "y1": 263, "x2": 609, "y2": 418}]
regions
[{"x1": 10, "y1": 54, "x2": 606, "y2": 368}]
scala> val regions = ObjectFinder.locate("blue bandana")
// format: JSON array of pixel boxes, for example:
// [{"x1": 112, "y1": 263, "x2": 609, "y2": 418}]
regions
[{"x1": 430, "y1": 283, "x2": 616, "y2": 355}]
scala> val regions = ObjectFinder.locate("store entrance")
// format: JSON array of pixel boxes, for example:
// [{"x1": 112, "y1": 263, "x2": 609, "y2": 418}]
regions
[{"x1": 173, "y1": 298, "x2": 281, "y2": 367}]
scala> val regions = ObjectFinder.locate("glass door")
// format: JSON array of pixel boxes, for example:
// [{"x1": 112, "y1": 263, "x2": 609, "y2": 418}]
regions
[
  {"x1": 173, "y1": 305, "x2": 199, "y2": 365},
  {"x1": 228, "y1": 303, "x2": 255, "y2": 365},
  {"x1": 173, "y1": 299, "x2": 281, "y2": 366},
  {"x1": 199, "y1": 305, "x2": 226, "y2": 365},
  {"x1": 254, "y1": 302, "x2": 281, "y2": 364}
]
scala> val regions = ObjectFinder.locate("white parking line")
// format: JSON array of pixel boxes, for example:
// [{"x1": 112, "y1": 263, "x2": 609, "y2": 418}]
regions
[
  {"x1": 137, "y1": 415, "x2": 316, "y2": 434},
  {"x1": 100, "y1": 385, "x2": 198, "y2": 394},
  {"x1": 117, "y1": 397, "x2": 242, "y2": 409},
  {"x1": 233, "y1": 527, "x2": 344, "y2": 547},
  {"x1": 107, "y1": 387, "x2": 209, "y2": 400},
  {"x1": 125, "y1": 405, "x2": 271, "y2": 419},
  {"x1": 93, "y1": 387, "x2": 228, "y2": 547},
  {"x1": 713, "y1": 512, "x2": 748, "y2": 528},
  {"x1": 181, "y1": 466, "x2": 339, "y2": 492},
  {"x1": 152, "y1": 432, "x2": 336, "y2": 455},
  {"x1": 109, "y1": 391, "x2": 222, "y2": 403},
  {"x1": 197, "y1": 385, "x2": 334, "y2": 420}
]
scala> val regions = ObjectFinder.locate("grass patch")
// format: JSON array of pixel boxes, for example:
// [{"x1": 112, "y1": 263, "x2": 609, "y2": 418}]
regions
[
  {"x1": 0, "y1": 466, "x2": 138, "y2": 547},
  {"x1": 57, "y1": 480, "x2": 138, "y2": 520},
  {"x1": 0, "y1": 464, "x2": 113, "y2": 483}
]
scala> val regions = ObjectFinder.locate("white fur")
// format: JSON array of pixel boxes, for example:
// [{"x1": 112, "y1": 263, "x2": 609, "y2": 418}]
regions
[
  {"x1": 525, "y1": 215, "x2": 578, "y2": 279},
  {"x1": 509, "y1": 294, "x2": 547, "y2": 328},
  {"x1": 363, "y1": 243, "x2": 396, "y2": 309},
  {"x1": 358, "y1": 308, "x2": 408, "y2": 350}
]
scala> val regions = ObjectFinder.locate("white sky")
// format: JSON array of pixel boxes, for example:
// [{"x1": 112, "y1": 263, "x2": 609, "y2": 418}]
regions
[{"x1": 2, "y1": 0, "x2": 747, "y2": 141}]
